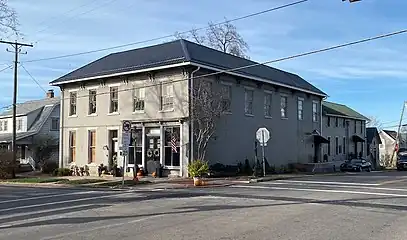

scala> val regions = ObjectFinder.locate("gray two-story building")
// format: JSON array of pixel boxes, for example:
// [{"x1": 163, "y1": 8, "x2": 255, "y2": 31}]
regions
[
  {"x1": 50, "y1": 39, "x2": 327, "y2": 177},
  {"x1": 322, "y1": 101, "x2": 369, "y2": 163}
]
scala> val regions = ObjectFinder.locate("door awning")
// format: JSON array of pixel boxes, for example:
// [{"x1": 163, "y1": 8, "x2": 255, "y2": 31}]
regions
[
  {"x1": 352, "y1": 135, "x2": 365, "y2": 143},
  {"x1": 311, "y1": 130, "x2": 329, "y2": 144}
]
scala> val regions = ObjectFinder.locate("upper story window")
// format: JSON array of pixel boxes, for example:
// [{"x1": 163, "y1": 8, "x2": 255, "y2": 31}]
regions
[
  {"x1": 297, "y1": 98, "x2": 303, "y2": 120},
  {"x1": 343, "y1": 118, "x2": 346, "y2": 128},
  {"x1": 312, "y1": 101, "x2": 318, "y2": 122},
  {"x1": 360, "y1": 121, "x2": 363, "y2": 134},
  {"x1": 354, "y1": 120, "x2": 357, "y2": 133},
  {"x1": 264, "y1": 92, "x2": 272, "y2": 117},
  {"x1": 133, "y1": 87, "x2": 145, "y2": 112},
  {"x1": 50, "y1": 118, "x2": 59, "y2": 131},
  {"x1": 69, "y1": 92, "x2": 77, "y2": 116},
  {"x1": 17, "y1": 119, "x2": 22, "y2": 131},
  {"x1": 327, "y1": 116, "x2": 331, "y2": 127},
  {"x1": 160, "y1": 82, "x2": 174, "y2": 111},
  {"x1": 280, "y1": 96, "x2": 288, "y2": 118},
  {"x1": 109, "y1": 86, "x2": 119, "y2": 113},
  {"x1": 3, "y1": 120, "x2": 7, "y2": 131},
  {"x1": 0, "y1": 121, "x2": 3, "y2": 131},
  {"x1": 244, "y1": 88, "x2": 254, "y2": 115},
  {"x1": 88, "y1": 89, "x2": 97, "y2": 115},
  {"x1": 220, "y1": 84, "x2": 232, "y2": 113},
  {"x1": 335, "y1": 117, "x2": 339, "y2": 127}
]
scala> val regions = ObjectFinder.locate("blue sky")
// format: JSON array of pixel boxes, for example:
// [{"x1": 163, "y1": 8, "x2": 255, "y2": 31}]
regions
[{"x1": 1, "y1": 0, "x2": 406, "y2": 129}]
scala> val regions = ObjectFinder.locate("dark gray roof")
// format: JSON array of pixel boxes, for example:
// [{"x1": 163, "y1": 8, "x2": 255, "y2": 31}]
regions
[
  {"x1": 50, "y1": 39, "x2": 326, "y2": 96},
  {"x1": 0, "y1": 99, "x2": 59, "y2": 143},
  {"x1": 0, "y1": 97, "x2": 60, "y2": 118},
  {"x1": 366, "y1": 127, "x2": 382, "y2": 144},
  {"x1": 383, "y1": 130, "x2": 397, "y2": 140},
  {"x1": 322, "y1": 101, "x2": 369, "y2": 121}
]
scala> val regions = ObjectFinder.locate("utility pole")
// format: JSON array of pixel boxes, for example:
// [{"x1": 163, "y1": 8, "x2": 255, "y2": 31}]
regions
[
  {"x1": 391, "y1": 101, "x2": 407, "y2": 166},
  {"x1": 0, "y1": 40, "x2": 33, "y2": 178}
]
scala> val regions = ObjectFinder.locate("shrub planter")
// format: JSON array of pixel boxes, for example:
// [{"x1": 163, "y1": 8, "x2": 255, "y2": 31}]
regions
[{"x1": 193, "y1": 177, "x2": 203, "y2": 186}]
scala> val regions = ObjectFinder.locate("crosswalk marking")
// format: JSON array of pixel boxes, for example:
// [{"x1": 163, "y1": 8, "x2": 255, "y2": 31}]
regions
[
  {"x1": 276, "y1": 180, "x2": 381, "y2": 186},
  {"x1": 232, "y1": 185, "x2": 407, "y2": 197},
  {"x1": 0, "y1": 191, "x2": 99, "y2": 205}
]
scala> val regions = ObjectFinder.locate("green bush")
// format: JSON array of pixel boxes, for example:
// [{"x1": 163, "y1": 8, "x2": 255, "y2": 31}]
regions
[
  {"x1": 52, "y1": 168, "x2": 71, "y2": 176},
  {"x1": 187, "y1": 159, "x2": 209, "y2": 177},
  {"x1": 42, "y1": 161, "x2": 58, "y2": 174}
]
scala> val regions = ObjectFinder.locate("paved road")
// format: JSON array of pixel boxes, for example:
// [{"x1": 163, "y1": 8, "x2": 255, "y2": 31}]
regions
[{"x1": 2, "y1": 171, "x2": 407, "y2": 239}]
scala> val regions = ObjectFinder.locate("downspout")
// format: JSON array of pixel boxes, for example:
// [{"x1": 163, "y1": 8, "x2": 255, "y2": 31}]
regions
[
  {"x1": 58, "y1": 87, "x2": 64, "y2": 168},
  {"x1": 189, "y1": 66, "x2": 200, "y2": 170}
]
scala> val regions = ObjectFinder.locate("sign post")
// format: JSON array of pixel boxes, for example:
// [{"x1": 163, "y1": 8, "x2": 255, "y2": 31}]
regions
[
  {"x1": 256, "y1": 127, "x2": 270, "y2": 177},
  {"x1": 122, "y1": 120, "x2": 131, "y2": 187}
]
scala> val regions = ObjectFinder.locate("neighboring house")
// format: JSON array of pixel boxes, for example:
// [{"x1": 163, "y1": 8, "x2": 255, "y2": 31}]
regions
[
  {"x1": 50, "y1": 39, "x2": 327, "y2": 177},
  {"x1": 0, "y1": 90, "x2": 60, "y2": 167},
  {"x1": 378, "y1": 130, "x2": 407, "y2": 167},
  {"x1": 366, "y1": 127, "x2": 382, "y2": 169},
  {"x1": 322, "y1": 101, "x2": 369, "y2": 163}
]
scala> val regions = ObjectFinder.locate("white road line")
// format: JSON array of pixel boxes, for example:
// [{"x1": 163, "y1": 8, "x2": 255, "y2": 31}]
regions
[
  {"x1": 261, "y1": 182, "x2": 407, "y2": 192},
  {"x1": 40, "y1": 215, "x2": 161, "y2": 240},
  {"x1": 0, "y1": 191, "x2": 136, "y2": 213},
  {"x1": 232, "y1": 185, "x2": 407, "y2": 197},
  {"x1": 0, "y1": 191, "x2": 99, "y2": 205},
  {"x1": 276, "y1": 180, "x2": 381, "y2": 186}
]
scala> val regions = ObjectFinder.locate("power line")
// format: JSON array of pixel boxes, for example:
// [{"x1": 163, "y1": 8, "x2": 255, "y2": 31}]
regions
[
  {"x1": 0, "y1": 65, "x2": 12, "y2": 73},
  {"x1": 54, "y1": 27, "x2": 407, "y2": 102},
  {"x1": 19, "y1": 63, "x2": 47, "y2": 94},
  {"x1": 22, "y1": 0, "x2": 308, "y2": 63}
]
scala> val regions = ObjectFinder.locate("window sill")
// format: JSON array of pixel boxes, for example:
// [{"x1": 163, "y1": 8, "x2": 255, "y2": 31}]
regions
[
  {"x1": 265, "y1": 116, "x2": 272, "y2": 119},
  {"x1": 87, "y1": 114, "x2": 98, "y2": 117},
  {"x1": 245, "y1": 113, "x2": 254, "y2": 117},
  {"x1": 223, "y1": 111, "x2": 232, "y2": 115},
  {"x1": 159, "y1": 109, "x2": 175, "y2": 113},
  {"x1": 281, "y1": 117, "x2": 288, "y2": 120},
  {"x1": 68, "y1": 115, "x2": 78, "y2": 118},
  {"x1": 132, "y1": 111, "x2": 145, "y2": 114},
  {"x1": 50, "y1": 129, "x2": 59, "y2": 132},
  {"x1": 163, "y1": 166, "x2": 181, "y2": 170},
  {"x1": 107, "y1": 112, "x2": 120, "y2": 116}
]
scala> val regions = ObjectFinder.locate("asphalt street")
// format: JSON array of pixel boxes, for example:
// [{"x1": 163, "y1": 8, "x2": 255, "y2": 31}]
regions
[{"x1": 2, "y1": 171, "x2": 407, "y2": 239}]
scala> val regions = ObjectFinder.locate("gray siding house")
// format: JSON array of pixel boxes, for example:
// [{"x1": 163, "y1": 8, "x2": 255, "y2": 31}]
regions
[
  {"x1": 0, "y1": 90, "x2": 60, "y2": 168},
  {"x1": 50, "y1": 39, "x2": 327, "y2": 177},
  {"x1": 322, "y1": 101, "x2": 369, "y2": 163}
]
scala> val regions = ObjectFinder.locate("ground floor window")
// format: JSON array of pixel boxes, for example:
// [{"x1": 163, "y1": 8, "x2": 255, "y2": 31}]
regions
[
  {"x1": 88, "y1": 130, "x2": 96, "y2": 163},
  {"x1": 164, "y1": 126, "x2": 180, "y2": 167},
  {"x1": 128, "y1": 128, "x2": 142, "y2": 165},
  {"x1": 69, "y1": 131, "x2": 76, "y2": 163}
]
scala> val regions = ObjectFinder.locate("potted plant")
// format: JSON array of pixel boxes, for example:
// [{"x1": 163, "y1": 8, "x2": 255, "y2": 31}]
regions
[{"x1": 187, "y1": 159, "x2": 209, "y2": 186}]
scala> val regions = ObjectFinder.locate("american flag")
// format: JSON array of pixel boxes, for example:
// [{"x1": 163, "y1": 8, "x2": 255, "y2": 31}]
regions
[{"x1": 171, "y1": 133, "x2": 178, "y2": 153}]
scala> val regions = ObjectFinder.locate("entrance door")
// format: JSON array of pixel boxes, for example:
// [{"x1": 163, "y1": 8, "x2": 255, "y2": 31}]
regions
[
  {"x1": 145, "y1": 128, "x2": 161, "y2": 175},
  {"x1": 108, "y1": 130, "x2": 118, "y2": 170}
]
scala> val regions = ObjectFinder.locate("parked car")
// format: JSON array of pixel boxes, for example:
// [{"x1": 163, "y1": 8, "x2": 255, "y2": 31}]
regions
[
  {"x1": 340, "y1": 159, "x2": 372, "y2": 172},
  {"x1": 397, "y1": 155, "x2": 407, "y2": 171}
]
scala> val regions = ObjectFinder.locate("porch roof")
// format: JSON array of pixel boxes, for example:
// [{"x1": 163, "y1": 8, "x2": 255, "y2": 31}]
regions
[{"x1": 0, "y1": 131, "x2": 36, "y2": 143}]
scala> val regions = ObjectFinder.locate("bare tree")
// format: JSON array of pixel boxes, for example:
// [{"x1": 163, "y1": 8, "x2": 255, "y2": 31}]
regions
[
  {"x1": 175, "y1": 19, "x2": 249, "y2": 59},
  {"x1": 32, "y1": 135, "x2": 59, "y2": 172},
  {"x1": 192, "y1": 79, "x2": 227, "y2": 161},
  {"x1": 366, "y1": 116, "x2": 383, "y2": 130},
  {"x1": 0, "y1": 0, "x2": 18, "y2": 36}
]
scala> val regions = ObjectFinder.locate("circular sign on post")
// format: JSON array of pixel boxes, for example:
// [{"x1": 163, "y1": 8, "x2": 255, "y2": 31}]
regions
[
  {"x1": 122, "y1": 120, "x2": 131, "y2": 133},
  {"x1": 256, "y1": 127, "x2": 270, "y2": 145}
]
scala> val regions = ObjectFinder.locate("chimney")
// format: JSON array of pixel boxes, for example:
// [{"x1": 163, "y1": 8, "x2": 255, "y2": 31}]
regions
[{"x1": 46, "y1": 89, "x2": 54, "y2": 98}]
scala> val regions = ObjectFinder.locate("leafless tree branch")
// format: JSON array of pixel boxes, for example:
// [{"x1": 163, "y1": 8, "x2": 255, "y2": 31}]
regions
[
  {"x1": 0, "y1": 0, "x2": 19, "y2": 37},
  {"x1": 366, "y1": 116, "x2": 383, "y2": 130}
]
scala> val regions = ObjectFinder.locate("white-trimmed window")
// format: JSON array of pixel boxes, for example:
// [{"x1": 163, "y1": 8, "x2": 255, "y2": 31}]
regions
[
  {"x1": 109, "y1": 86, "x2": 119, "y2": 113},
  {"x1": 69, "y1": 131, "x2": 76, "y2": 163},
  {"x1": 160, "y1": 82, "x2": 174, "y2": 111},
  {"x1": 17, "y1": 119, "x2": 22, "y2": 131},
  {"x1": 3, "y1": 120, "x2": 7, "y2": 131},
  {"x1": 244, "y1": 88, "x2": 254, "y2": 115},
  {"x1": 88, "y1": 89, "x2": 97, "y2": 115},
  {"x1": 0, "y1": 121, "x2": 3, "y2": 131},
  {"x1": 312, "y1": 101, "x2": 318, "y2": 122},
  {"x1": 88, "y1": 130, "x2": 96, "y2": 163},
  {"x1": 280, "y1": 96, "x2": 288, "y2": 118},
  {"x1": 133, "y1": 87, "x2": 145, "y2": 112},
  {"x1": 298, "y1": 98, "x2": 304, "y2": 120},
  {"x1": 221, "y1": 84, "x2": 232, "y2": 113},
  {"x1": 264, "y1": 92, "x2": 272, "y2": 117},
  {"x1": 343, "y1": 136, "x2": 346, "y2": 154},
  {"x1": 69, "y1": 91, "x2": 77, "y2": 116},
  {"x1": 335, "y1": 136, "x2": 339, "y2": 155},
  {"x1": 50, "y1": 118, "x2": 59, "y2": 131},
  {"x1": 327, "y1": 137, "x2": 331, "y2": 156}
]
